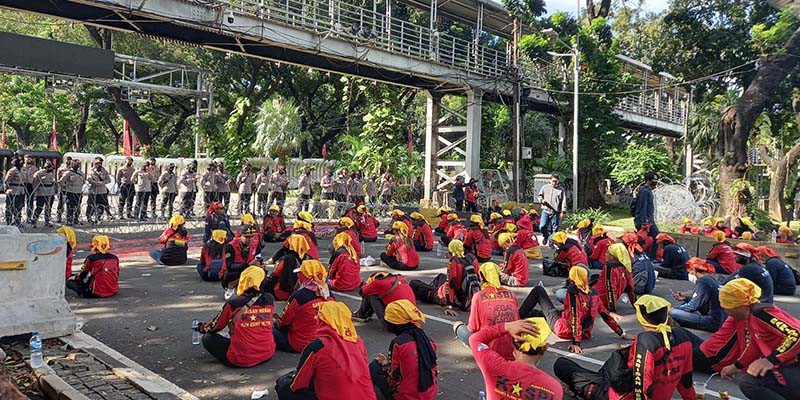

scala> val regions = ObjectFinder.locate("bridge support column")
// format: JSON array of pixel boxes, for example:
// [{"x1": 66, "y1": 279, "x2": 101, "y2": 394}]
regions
[
  {"x1": 424, "y1": 93, "x2": 441, "y2": 204},
  {"x1": 465, "y1": 89, "x2": 482, "y2": 180}
]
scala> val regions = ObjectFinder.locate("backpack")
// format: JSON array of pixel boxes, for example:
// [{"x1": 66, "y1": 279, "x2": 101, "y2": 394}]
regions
[
  {"x1": 543, "y1": 259, "x2": 568, "y2": 277},
  {"x1": 602, "y1": 347, "x2": 634, "y2": 394},
  {"x1": 458, "y1": 255, "x2": 482, "y2": 310}
]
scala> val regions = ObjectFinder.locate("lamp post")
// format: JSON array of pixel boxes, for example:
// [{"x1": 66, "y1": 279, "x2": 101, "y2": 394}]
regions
[{"x1": 543, "y1": 25, "x2": 579, "y2": 212}]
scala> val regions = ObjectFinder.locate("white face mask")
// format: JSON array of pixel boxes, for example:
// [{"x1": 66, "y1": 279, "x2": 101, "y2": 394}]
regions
[{"x1": 688, "y1": 274, "x2": 697, "y2": 284}]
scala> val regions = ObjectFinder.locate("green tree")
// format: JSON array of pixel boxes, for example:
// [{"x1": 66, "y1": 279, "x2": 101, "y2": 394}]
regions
[
  {"x1": 253, "y1": 95, "x2": 309, "y2": 164},
  {"x1": 604, "y1": 143, "x2": 679, "y2": 188}
]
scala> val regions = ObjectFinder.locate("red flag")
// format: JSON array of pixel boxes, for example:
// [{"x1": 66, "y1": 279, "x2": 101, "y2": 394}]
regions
[
  {"x1": 122, "y1": 120, "x2": 133, "y2": 156},
  {"x1": 407, "y1": 125, "x2": 413, "y2": 156},
  {"x1": 321, "y1": 143, "x2": 327, "y2": 159},
  {"x1": 50, "y1": 115, "x2": 58, "y2": 151},
  {"x1": 1, "y1": 123, "x2": 6, "y2": 149}
]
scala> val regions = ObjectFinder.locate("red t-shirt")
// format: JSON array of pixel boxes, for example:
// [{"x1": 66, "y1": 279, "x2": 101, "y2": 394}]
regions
[
  {"x1": 277, "y1": 288, "x2": 330, "y2": 352},
  {"x1": 706, "y1": 243, "x2": 740, "y2": 274},
  {"x1": 200, "y1": 292, "x2": 276, "y2": 367},
  {"x1": 465, "y1": 187, "x2": 478, "y2": 203},
  {"x1": 469, "y1": 324, "x2": 563, "y2": 400},
  {"x1": 389, "y1": 333, "x2": 438, "y2": 400},
  {"x1": 329, "y1": 251, "x2": 361, "y2": 292},
  {"x1": 593, "y1": 263, "x2": 636, "y2": 313},
  {"x1": 502, "y1": 246, "x2": 529, "y2": 286},
  {"x1": 468, "y1": 287, "x2": 519, "y2": 360},
  {"x1": 262, "y1": 215, "x2": 286, "y2": 234},
  {"x1": 387, "y1": 239, "x2": 419, "y2": 268},
  {"x1": 700, "y1": 316, "x2": 746, "y2": 372},
  {"x1": 360, "y1": 274, "x2": 416, "y2": 306}
]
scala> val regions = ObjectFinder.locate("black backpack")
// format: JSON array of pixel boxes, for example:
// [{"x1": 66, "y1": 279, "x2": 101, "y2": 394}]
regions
[{"x1": 458, "y1": 255, "x2": 482, "y2": 310}]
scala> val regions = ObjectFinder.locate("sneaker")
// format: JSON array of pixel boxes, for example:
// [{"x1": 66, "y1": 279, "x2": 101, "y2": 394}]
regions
[
  {"x1": 224, "y1": 288, "x2": 235, "y2": 300},
  {"x1": 44, "y1": 223, "x2": 53, "y2": 228},
  {"x1": 351, "y1": 313, "x2": 372, "y2": 323}
]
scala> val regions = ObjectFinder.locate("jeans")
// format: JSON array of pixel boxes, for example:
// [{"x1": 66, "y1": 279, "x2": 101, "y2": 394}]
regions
[
  {"x1": 272, "y1": 325, "x2": 297, "y2": 353},
  {"x1": 197, "y1": 260, "x2": 223, "y2": 281},
  {"x1": 149, "y1": 249, "x2": 163, "y2": 265},
  {"x1": 539, "y1": 212, "x2": 560, "y2": 246},
  {"x1": 454, "y1": 323, "x2": 472, "y2": 346},
  {"x1": 668, "y1": 308, "x2": 719, "y2": 332}
]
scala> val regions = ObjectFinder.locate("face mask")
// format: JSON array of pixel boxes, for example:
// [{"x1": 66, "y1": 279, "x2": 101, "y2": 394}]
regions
[{"x1": 688, "y1": 274, "x2": 697, "y2": 284}]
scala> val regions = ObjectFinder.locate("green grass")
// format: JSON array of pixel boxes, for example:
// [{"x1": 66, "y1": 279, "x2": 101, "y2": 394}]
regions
[{"x1": 603, "y1": 208, "x2": 635, "y2": 230}]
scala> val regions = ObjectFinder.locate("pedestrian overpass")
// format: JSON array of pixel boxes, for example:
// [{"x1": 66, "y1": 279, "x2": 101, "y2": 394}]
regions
[{"x1": 0, "y1": 0, "x2": 688, "y2": 198}]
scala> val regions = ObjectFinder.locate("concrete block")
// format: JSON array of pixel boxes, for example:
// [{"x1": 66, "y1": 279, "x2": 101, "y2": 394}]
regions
[
  {"x1": 40, "y1": 373, "x2": 73, "y2": 399},
  {"x1": 0, "y1": 231, "x2": 79, "y2": 339},
  {"x1": 58, "y1": 389, "x2": 91, "y2": 400}
]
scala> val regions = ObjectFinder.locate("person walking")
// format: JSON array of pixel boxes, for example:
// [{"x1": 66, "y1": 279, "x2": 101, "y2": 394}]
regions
[
  {"x1": 178, "y1": 160, "x2": 198, "y2": 217},
  {"x1": 538, "y1": 174, "x2": 566, "y2": 246},
  {"x1": 116, "y1": 157, "x2": 135, "y2": 219},
  {"x1": 159, "y1": 163, "x2": 178, "y2": 217}
]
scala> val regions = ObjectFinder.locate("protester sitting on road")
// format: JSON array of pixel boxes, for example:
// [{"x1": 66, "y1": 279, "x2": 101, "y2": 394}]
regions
[
  {"x1": 519, "y1": 266, "x2": 631, "y2": 354},
  {"x1": 653, "y1": 233, "x2": 689, "y2": 280},
  {"x1": 261, "y1": 205, "x2": 286, "y2": 243},
  {"x1": 554, "y1": 295, "x2": 695, "y2": 400},
  {"x1": 441, "y1": 213, "x2": 467, "y2": 246},
  {"x1": 706, "y1": 230, "x2": 740, "y2": 274},
  {"x1": 387, "y1": 209, "x2": 413, "y2": 236},
  {"x1": 198, "y1": 266, "x2": 275, "y2": 368},
  {"x1": 668, "y1": 258, "x2": 724, "y2": 332},
  {"x1": 434, "y1": 208, "x2": 449, "y2": 235},
  {"x1": 593, "y1": 243, "x2": 636, "y2": 313},
  {"x1": 220, "y1": 226, "x2": 261, "y2": 300},
  {"x1": 718, "y1": 278, "x2": 800, "y2": 400},
  {"x1": 409, "y1": 240, "x2": 480, "y2": 314},
  {"x1": 380, "y1": 221, "x2": 419, "y2": 271},
  {"x1": 470, "y1": 318, "x2": 563, "y2": 400},
  {"x1": 552, "y1": 231, "x2": 589, "y2": 272},
  {"x1": 410, "y1": 212, "x2": 435, "y2": 252},
  {"x1": 622, "y1": 233, "x2": 655, "y2": 295},
  {"x1": 197, "y1": 230, "x2": 228, "y2": 282},
  {"x1": 370, "y1": 300, "x2": 438, "y2": 400},
  {"x1": 688, "y1": 315, "x2": 747, "y2": 374},
  {"x1": 574, "y1": 218, "x2": 593, "y2": 253},
  {"x1": 273, "y1": 260, "x2": 332, "y2": 354},
  {"x1": 328, "y1": 232, "x2": 361, "y2": 292},
  {"x1": 290, "y1": 211, "x2": 319, "y2": 259},
  {"x1": 276, "y1": 301, "x2": 376, "y2": 400},
  {"x1": 463, "y1": 215, "x2": 492, "y2": 262},
  {"x1": 57, "y1": 226, "x2": 76, "y2": 278},
  {"x1": 355, "y1": 205, "x2": 379, "y2": 242},
  {"x1": 726, "y1": 243, "x2": 774, "y2": 304},
  {"x1": 266, "y1": 234, "x2": 312, "y2": 301},
  {"x1": 756, "y1": 246, "x2": 797, "y2": 295},
  {"x1": 516, "y1": 208, "x2": 535, "y2": 232},
  {"x1": 352, "y1": 272, "x2": 416, "y2": 331},
  {"x1": 335, "y1": 217, "x2": 361, "y2": 258},
  {"x1": 498, "y1": 232, "x2": 528, "y2": 287},
  {"x1": 587, "y1": 225, "x2": 613, "y2": 270},
  {"x1": 679, "y1": 218, "x2": 697, "y2": 235},
  {"x1": 204, "y1": 202, "x2": 233, "y2": 243},
  {"x1": 487, "y1": 212, "x2": 504, "y2": 235},
  {"x1": 452, "y1": 262, "x2": 519, "y2": 360},
  {"x1": 150, "y1": 215, "x2": 190, "y2": 266},
  {"x1": 66, "y1": 235, "x2": 119, "y2": 298}
]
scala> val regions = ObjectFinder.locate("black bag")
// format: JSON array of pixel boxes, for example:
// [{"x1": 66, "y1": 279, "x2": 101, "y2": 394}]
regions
[
  {"x1": 543, "y1": 259, "x2": 568, "y2": 277},
  {"x1": 629, "y1": 195, "x2": 638, "y2": 217},
  {"x1": 792, "y1": 266, "x2": 800, "y2": 285},
  {"x1": 602, "y1": 347, "x2": 634, "y2": 394}
]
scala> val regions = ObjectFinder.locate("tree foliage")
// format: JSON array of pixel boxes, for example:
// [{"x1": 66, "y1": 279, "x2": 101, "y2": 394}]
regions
[{"x1": 604, "y1": 143, "x2": 679, "y2": 188}]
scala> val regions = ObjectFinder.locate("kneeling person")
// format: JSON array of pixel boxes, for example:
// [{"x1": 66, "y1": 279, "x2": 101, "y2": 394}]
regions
[{"x1": 66, "y1": 235, "x2": 119, "y2": 298}]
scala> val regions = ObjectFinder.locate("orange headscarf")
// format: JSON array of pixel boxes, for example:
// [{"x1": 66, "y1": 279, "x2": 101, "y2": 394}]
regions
[{"x1": 620, "y1": 232, "x2": 643, "y2": 255}]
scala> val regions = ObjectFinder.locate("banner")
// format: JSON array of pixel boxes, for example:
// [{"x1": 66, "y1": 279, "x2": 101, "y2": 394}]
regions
[
  {"x1": 50, "y1": 115, "x2": 58, "y2": 151},
  {"x1": 122, "y1": 120, "x2": 133, "y2": 156},
  {"x1": 1, "y1": 123, "x2": 6, "y2": 149},
  {"x1": 321, "y1": 143, "x2": 327, "y2": 159}
]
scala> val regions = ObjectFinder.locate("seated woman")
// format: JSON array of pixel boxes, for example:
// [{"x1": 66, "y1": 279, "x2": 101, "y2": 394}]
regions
[
  {"x1": 593, "y1": 243, "x2": 636, "y2": 313},
  {"x1": 273, "y1": 260, "x2": 331, "y2": 353},
  {"x1": 706, "y1": 231, "x2": 740, "y2": 274},
  {"x1": 261, "y1": 205, "x2": 286, "y2": 242},
  {"x1": 355, "y1": 205, "x2": 380, "y2": 242},
  {"x1": 776, "y1": 225, "x2": 796, "y2": 244},
  {"x1": 380, "y1": 221, "x2": 420, "y2": 271},
  {"x1": 66, "y1": 235, "x2": 120, "y2": 298},
  {"x1": 452, "y1": 262, "x2": 519, "y2": 360},
  {"x1": 334, "y1": 217, "x2": 361, "y2": 258},
  {"x1": 519, "y1": 267, "x2": 631, "y2": 354},
  {"x1": 352, "y1": 272, "x2": 416, "y2": 331},
  {"x1": 433, "y1": 208, "x2": 449, "y2": 235},
  {"x1": 757, "y1": 246, "x2": 797, "y2": 295},
  {"x1": 291, "y1": 212, "x2": 319, "y2": 259},
  {"x1": 409, "y1": 240, "x2": 480, "y2": 314},
  {"x1": 679, "y1": 218, "x2": 697, "y2": 235},
  {"x1": 700, "y1": 217, "x2": 716, "y2": 237},
  {"x1": 620, "y1": 233, "x2": 655, "y2": 295},
  {"x1": 654, "y1": 233, "x2": 689, "y2": 280},
  {"x1": 552, "y1": 231, "x2": 589, "y2": 271},
  {"x1": 734, "y1": 217, "x2": 757, "y2": 239},
  {"x1": 150, "y1": 215, "x2": 190, "y2": 266},
  {"x1": 516, "y1": 208, "x2": 534, "y2": 232},
  {"x1": 587, "y1": 225, "x2": 613, "y2": 270},
  {"x1": 276, "y1": 301, "x2": 376, "y2": 400},
  {"x1": 410, "y1": 212, "x2": 435, "y2": 252},
  {"x1": 441, "y1": 213, "x2": 467, "y2": 246},
  {"x1": 266, "y1": 234, "x2": 312, "y2": 301},
  {"x1": 515, "y1": 228, "x2": 542, "y2": 261},
  {"x1": 204, "y1": 202, "x2": 233, "y2": 243},
  {"x1": 463, "y1": 215, "x2": 492, "y2": 262},
  {"x1": 197, "y1": 230, "x2": 228, "y2": 282},
  {"x1": 198, "y1": 266, "x2": 275, "y2": 368},
  {"x1": 220, "y1": 226, "x2": 262, "y2": 299},
  {"x1": 57, "y1": 226, "x2": 76, "y2": 278},
  {"x1": 497, "y1": 232, "x2": 528, "y2": 287},
  {"x1": 487, "y1": 212, "x2": 504, "y2": 235},
  {"x1": 328, "y1": 232, "x2": 361, "y2": 292},
  {"x1": 669, "y1": 257, "x2": 724, "y2": 332},
  {"x1": 370, "y1": 300, "x2": 438, "y2": 400}
]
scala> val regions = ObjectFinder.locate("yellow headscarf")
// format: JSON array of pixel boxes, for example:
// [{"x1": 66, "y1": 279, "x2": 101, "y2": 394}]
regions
[
  {"x1": 169, "y1": 214, "x2": 185, "y2": 229},
  {"x1": 779, "y1": 225, "x2": 793, "y2": 235},
  {"x1": 516, "y1": 317, "x2": 552, "y2": 352},
  {"x1": 392, "y1": 221, "x2": 409, "y2": 235},
  {"x1": 269, "y1": 204, "x2": 280, "y2": 213},
  {"x1": 498, "y1": 232, "x2": 515, "y2": 247},
  {"x1": 339, "y1": 217, "x2": 354, "y2": 228},
  {"x1": 742, "y1": 231, "x2": 753, "y2": 240},
  {"x1": 740, "y1": 217, "x2": 755, "y2": 229},
  {"x1": 470, "y1": 214, "x2": 485, "y2": 228},
  {"x1": 576, "y1": 219, "x2": 591, "y2": 229},
  {"x1": 384, "y1": 299, "x2": 426, "y2": 328},
  {"x1": 91, "y1": 235, "x2": 111, "y2": 254},
  {"x1": 286, "y1": 234, "x2": 310, "y2": 258},
  {"x1": 479, "y1": 262, "x2": 501, "y2": 289},
  {"x1": 357, "y1": 205, "x2": 368, "y2": 213},
  {"x1": 366, "y1": 271, "x2": 389, "y2": 285},
  {"x1": 237, "y1": 266, "x2": 266, "y2": 296},
  {"x1": 681, "y1": 217, "x2": 692, "y2": 224},
  {"x1": 504, "y1": 223, "x2": 517, "y2": 233},
  {"x1": 410, "y1": 212, "x2": 425, "y2": 220},
  {"x1": 714, "y1": 217, "x2": 725, "y2": 225},
  {"x1": 299, "y1": 259, "x2": 329, "y2": 297},
  {"x1": 241, "y1": 213, "x2": 255, "y2": 226},
  {"x1": 317, "y1": 301, "x2": 358, "y2": 343},
  {"x1": 592, "y1": 225, "x2": 606, "y2": 236},
  {"x1": 502, "y1": 209, "x2": 511, "y2": 216},
  {"x1": 719, "y1": 278, "x2": 762, "y2": 310},
  {"x1": 392, "y1": 209, "x2": 406, "y2": 218},
  {"x1": 703, "y1": 217, "x2": 714, "y2": 227},
  {"x1": 293, "y1": 220, "x2": 313, "y2": 231},
  {"x1": 212, "y1": 229, "x2": 227, "y2": 244},
  {"x1": 448, "y1": 239, "x2": 465, "y2": 258},
  {"x1": 607, "y1": 242, "x2": 632, "y2": 271},
  {"x1": 57, "y1": 226, "x2": 76, "y2": 249},
  {"x1": 489, "y1": 212, "x2": 502, "y2": 221},
  {"x1": 634, "y1": 295, "x2": 673, "y2": 349},
  {"x1": 447, "y1": 213, "x2": 460, "y2": 222},
  {"x1": 569, "y1": 266, "x2": 590, "y2": 294},
  {"x1": 333, "y1": 232, "x2": 358, "y2": 261},
  {"x1": 297, "y1": 211, "x2": 314, "y2": 224},
  {"x1": 551, "y1": 231, "x2": 567, "y2": 245},
  {"x1": 713, "y1": 230, "x2": 726, "y2": 243}
]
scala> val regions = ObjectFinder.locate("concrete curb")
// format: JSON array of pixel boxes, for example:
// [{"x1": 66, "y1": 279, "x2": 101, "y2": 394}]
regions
[{"x1": 33, "y1": 365, "x2": 90, "y2": 400}]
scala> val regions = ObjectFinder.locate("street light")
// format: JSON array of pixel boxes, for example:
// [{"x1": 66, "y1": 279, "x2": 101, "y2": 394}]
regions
[{"x1": 542, "y1": 26, "x2": 579, "y2": 213}]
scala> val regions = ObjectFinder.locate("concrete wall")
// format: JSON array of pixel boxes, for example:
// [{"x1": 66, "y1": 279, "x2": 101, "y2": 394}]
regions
[
  {"x1": 672, "y1": 232, "x2": 800, "y2": 269},
  {"x1": 0, "y1": 228, "x2": 78, "y2": 339}
]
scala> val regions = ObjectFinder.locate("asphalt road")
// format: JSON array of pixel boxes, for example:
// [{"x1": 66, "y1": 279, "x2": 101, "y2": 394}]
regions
[{"x1": 64, "y1": 232, "x2": 793, "y2": 400}]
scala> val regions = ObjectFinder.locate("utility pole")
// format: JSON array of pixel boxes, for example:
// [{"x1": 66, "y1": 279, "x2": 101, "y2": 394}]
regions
[{"x1": 512, "y1": 18, "x2": 522, "y2": 202}]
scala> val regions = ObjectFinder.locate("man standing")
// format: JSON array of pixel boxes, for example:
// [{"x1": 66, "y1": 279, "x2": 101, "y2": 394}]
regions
[
  {"x1": 634, "y1": 172, "x2": 659, "y2": 257},
  {"x1": 179, "y1": 160, "x2": 198, "y2": 217},
  {"x1": 217, "y1": 162, "x2": 232, "y2": 210},
  {"x1": 86, "y1": 157, "x2": 111, "y2": 224},
  {"x1": 538, "y1": 174, "x2": 566, "y2": 246},
  {"x1": 159, "y1": 163, "x2": 178, "y2": 217},
  {"x1": 59, "y1": 161, "x2": 85, "y2": 226},
  {"x1": 147, "y1": 158, "x2": 160, "y2": 218},
  {"x1": 21, "y1": 154, "x2": 38, "y2": 224},
  {"x1": 453, "y1": 176, "x2": 465, "y2": 211},
  {"x1": 236, "y1": 163, "x2": 254, "y2": 215},
  {"x1": 335, "y1": 168, "x2": 349, "y2": 202},
  {"x1": 379, "y1": 170, "x2": 394, "y2": 204},
  {"x1": 116, "y1": 157, "x2": 135, "y2": 219},
  {"x1": 201, "y1": 163, "x2": 218, "y2": 210},
  {"x1": 55, "y1": 156, "x2": 72, "y2": 223},
  {"x1": 31, "y1": 163, "x2": 56, "y2": 227},
  {"x1": 268, "y1": 165, "x2": 289, "y2": 207},
  {"x1": 320, "y1": 168, "x2": 335, "y2": 200},
  {"x1": 296, "y1": 166, "x2": 313, "y2": 213},
  {"x1": 254, "y1": 166, "x2": 270, "y2": 216},
  {"x1": 132, "y1": 163, "x2": 151, "y2": 221},
  {"x1": 4, "y1": 157, "x2": 25, "y2": 226}
]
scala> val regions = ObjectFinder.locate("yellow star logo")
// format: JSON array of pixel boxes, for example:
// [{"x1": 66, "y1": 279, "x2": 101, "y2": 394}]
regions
[
  {"x1": 489, "y1": 293, "x2": 496, "y2": 299},
  {"x1": 511, "y1": 383, "x2": 523, "y2": 395},
  {"x1": 250, "y1": 315, "x2": 257, "y2": 321}
]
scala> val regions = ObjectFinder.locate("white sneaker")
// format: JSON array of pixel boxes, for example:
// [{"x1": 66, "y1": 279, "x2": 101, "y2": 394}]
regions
[{"x1": 224, "y1": 288, "x2": 235, "y2": 300}]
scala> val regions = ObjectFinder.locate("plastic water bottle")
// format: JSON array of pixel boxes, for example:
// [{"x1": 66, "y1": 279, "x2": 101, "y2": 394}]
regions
[
  {"x1": 191, "y1": 318, "x2": 201, "y2": 345},
  {"x1": 478, "y1": 390, "x2": 486, "y2": 400},
  {"x1": 621, "y1": 294, "x2": 630, "y2": 304},
  {"x1": 436, "y1": 243, "x2": 443, "y2": 257},
  {"x1": 29, "y1": 331, "x2": 43, "y2": 368},
  {"x1": 771, "y1": 230, "x2": 778, "y2": 243},
  {"x1": 361, "y1": 241, "x2": 366, "y2": 255},
  {"x1": 537, "y1": 280, "x2": 544, "y2": 287}
]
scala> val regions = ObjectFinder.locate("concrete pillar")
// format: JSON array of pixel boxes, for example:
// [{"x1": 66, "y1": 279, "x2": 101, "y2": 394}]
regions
[
  {"x1": 557, "y1": 118, "x2": 566, "y2": 157},
  {"x1": 424, "y1": 93, "x2": 441, "y2": 201},
  {"x1": 465, "y1": 89, "x2": 483, "y2": 180}
]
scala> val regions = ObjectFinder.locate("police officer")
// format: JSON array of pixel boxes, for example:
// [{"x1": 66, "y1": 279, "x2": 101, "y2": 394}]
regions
[
  {"x1": 21, "y1": 154, "x2": 38, "y2": 224},
  {"x1": 55, "y1": 156, "x2": 73, "y2": 224},
  {"x1": 87, "y1": 157, "x2": 111, "y2": 224},
  {"x1": 31, "y1": 163, "x2": 56, "y2": 227},
  {"x1": 179, "y1": 160, "x2": 199, "y2": 217},
  {"x1": 116, "y1": 157, "x2": 135, "y2": 219},
  {"x1": 132, "y1": 163, "x2": 151, "y2": 221},
  {"x1": 4, "y1": 157, "x2": 25, "y2": 226},
  {"x1": 159, "y1": 163, "x2": 178, "y2": 217},
  {"x1": 59, "y1": 161, "x2": 85, "y2": 226}
]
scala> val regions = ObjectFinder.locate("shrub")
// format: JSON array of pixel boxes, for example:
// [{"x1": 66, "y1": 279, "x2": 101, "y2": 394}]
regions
[{"x1": 562, "y1": 208, "x2": 612, "y2": 230}]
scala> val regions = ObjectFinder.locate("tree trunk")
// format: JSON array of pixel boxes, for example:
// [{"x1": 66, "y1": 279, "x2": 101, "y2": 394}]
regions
[
  {"x1": 7, "y1": 120, "x2": 31, "y2": 148},
  {"x1": 578, "y1": 166, "x2": 605, "y2": 208},
  {"x1": 719, "y1": 164, "x2": 748, "y2": 218},
  {"x1": 586, "y1": 0, "x2": 611, "y2": 21},
  {"x1": 767, "y1": 96, "x2": 800, "y2": 221},
  {"x1": 717, "y1": 26, "x2": 800, "y2": 216},
  {"x1": 73, "y1": 99, "x2": 89, "y2": 151}
]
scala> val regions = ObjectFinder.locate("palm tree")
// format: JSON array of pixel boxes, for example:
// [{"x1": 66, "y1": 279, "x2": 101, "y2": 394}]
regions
[{"x1": 253, "y1": 95, "x2": 310, "y2": 164}]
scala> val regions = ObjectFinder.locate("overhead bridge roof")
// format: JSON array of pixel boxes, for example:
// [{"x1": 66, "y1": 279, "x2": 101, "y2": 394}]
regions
[{"x1": 395, "y1": 0, "x2": 525, "y2": 38}]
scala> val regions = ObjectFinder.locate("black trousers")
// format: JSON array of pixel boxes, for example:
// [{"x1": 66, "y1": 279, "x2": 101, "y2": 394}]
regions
[
  {"x1": 5, "y1": 194, "x2": 23, "y2": 225},
  {"x1": 65, "y1": 193, "x2": 82, "y2": 225},
  {"x1": 355, "y1": 295, "x2": 391, "y2": 330},
  {"x1": 25, "y1": 183, "x2": 34, "y2": 221},
  {"x1": 32, "y1": 195, "x2": 53, "y2": 224},
  {"x1": 180, "y1": 191, "x2": 196, "y2": 216},
  {"x1": 380, "y1": 253, "x2": 416, "y2": 271},
  {"x1": 204, "y1": 191, "x2": 217, "y2": 209},
  {"x1": 134, "y1": 191, "x2": 150, "y2": 220},
  {"x1": 86, "y1": 193, "x2": 109, "y2": 222},
  {"x1": 56, "y1": 191, "x2": 67, "y2": 221},
  {"x1": 296, "y1": 194, "x2": 311, "y2": 212},
  {"x1": 66, "y1": 279, "x2": 98, "y2": 298},
  {"x1": 409, "y1": 273, "x2": 448, "y2": 306},
  {"x1": 222, "y1": 270, "x2": 242, "y2": 289},
  {"x1": 321, "y1": 193, "x2": 334, "y2": 200},
  {"x1": 455, "y1": 199, "x2": 464, "y2": 211},
  {"x1": 738, "y1": 365, "x2": 800, "y2": 400},
  {"x1": 257, "y1": 193, "x2": 269, "y2": 216},
  {"x1": 268, "y1": 191, "x2": 286, "y2": 207},
  {"x1": 119, "y1": 183, "x2": 134, "y2": 217},
  {"x1": 238, "y1": 193, "x2": 252, "y2": 215},
  {"x1": 161, "y1": 192, "x2": 177, "y2": 216},
  {"x1": 553, "y1": 357, "x2": 609, "y2": 400},
  {"x1": 518, "y1": 286, "x2": 561, "y2": 328},
  {"x1": 369, "y1": 360, "x2": 394, "y2": 400},
  {"x1": 149, "y1": 183, "x2": 159, "y2": 213},
  {"x1": 201, "y1": 333, "x2": 233, "y2": 367},
  {"x1": 466, "y1": 201, "x2": 478, "y2": 212}
]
